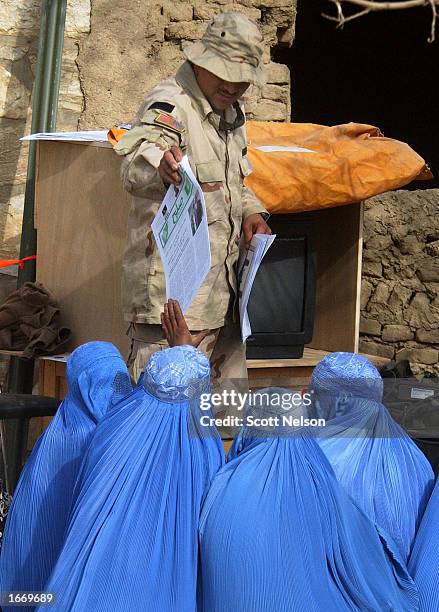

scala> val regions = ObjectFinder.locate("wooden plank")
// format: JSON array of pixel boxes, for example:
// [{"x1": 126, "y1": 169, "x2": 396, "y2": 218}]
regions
[
  {"x1": 308, "y1": 203, "x2": 363, "y2": 353},
  {"x1": 35, "y1": 141, "x2": 131, "y2": 358}
]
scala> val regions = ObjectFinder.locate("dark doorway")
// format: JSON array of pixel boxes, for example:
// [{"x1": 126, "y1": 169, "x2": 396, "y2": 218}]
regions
[{"x1": 273, "y1": 0, "x2": 439, "y2": 188}]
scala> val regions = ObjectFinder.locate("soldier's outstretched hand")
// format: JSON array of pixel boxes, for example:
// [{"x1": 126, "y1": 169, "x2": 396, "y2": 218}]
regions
[
  {"x1": 159, "y1": 146, "x2": 183, "y2": 186},
  {"x1": 161, "y1": 299, "x2": 209, "y2": 348}
]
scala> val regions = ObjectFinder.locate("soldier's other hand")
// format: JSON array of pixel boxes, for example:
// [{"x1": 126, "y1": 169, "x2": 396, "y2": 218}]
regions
[
  {"x1": 242, "y1": 213, "x2": 272, "y2": 248},
  {"x1": 161, "y1": 299, "x2": 209, "y2": 348},
  {"x1": 158, "y1": 146, "x2": 183, "y2": 186}
]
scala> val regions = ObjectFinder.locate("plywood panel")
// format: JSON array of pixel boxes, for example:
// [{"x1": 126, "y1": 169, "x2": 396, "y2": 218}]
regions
[
  {"x1": 35, "y1": 141, "x2": 131, "y2": 358},
  {"x1": 308, "y1": 203, "x2": 363, "y2": 353}
]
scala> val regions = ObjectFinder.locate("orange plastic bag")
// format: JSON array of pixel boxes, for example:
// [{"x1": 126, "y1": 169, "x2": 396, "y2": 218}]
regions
[{"x1": 245, "y1": 121, "x2": 432, "y2": 214}]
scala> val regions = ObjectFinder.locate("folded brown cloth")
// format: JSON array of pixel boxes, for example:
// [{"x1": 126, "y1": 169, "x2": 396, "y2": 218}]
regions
[{"x1": 0, "y1": 282, "x2": 71, "y2": 359}]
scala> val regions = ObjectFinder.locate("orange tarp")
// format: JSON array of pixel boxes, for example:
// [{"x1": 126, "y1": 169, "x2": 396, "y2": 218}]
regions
[{"x1": 245, "y1": 121, "x2": 432, "y2": 214}]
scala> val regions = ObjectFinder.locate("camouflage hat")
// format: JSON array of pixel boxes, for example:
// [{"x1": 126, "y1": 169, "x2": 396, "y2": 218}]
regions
[{"x1": 183, "y1": 12, "x2": 264, "y2": 86}]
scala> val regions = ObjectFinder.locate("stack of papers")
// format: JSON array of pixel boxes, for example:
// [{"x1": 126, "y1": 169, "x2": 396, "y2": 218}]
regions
[{"x1": 238, "y1": 234, "x2": 276, "y2": 342}]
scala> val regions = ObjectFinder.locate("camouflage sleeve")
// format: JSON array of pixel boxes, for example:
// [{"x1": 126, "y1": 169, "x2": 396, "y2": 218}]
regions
[
  {"x1": 113, "y1": 108, "x2": 184, "y2": 198},
  {"x1": 239, "y1": 156, "x2": 269, "y2": 220}
]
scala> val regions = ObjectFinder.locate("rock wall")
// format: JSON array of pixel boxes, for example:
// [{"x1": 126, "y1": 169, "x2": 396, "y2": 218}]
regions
[
  {"x1": 77, "y1": 0, "x2": 296, "y2": 129},
  {"x1": 0, "y1": 0, "x2": 90, "y2": 266},
  {"x1": 360, "y1": 189, "x2": 439, "y2": 375}
]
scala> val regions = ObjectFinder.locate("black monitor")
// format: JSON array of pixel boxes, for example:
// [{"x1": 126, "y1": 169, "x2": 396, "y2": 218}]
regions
[{"x1": 245, "y1": 214, "x2": 317, "y2": 359}]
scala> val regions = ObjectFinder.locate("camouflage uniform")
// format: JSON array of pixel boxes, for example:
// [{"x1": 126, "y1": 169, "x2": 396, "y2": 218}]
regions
[{"x1": 115, "y1": 13, "x2": 267, "y2": 383}]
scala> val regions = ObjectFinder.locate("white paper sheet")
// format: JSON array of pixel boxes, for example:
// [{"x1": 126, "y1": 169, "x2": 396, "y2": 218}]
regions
[
  {"x1": 21, "y1": 131, "x2": 109, "y2": 142},
  {"x1": 151, "y1": 156, "x2": 211, "y2": 313},
  {"x1": 255, "y1": 145, "x2": 315, "y2": 153},
  {"x1": 238, "y1": 233, "x2": 276, "y2": 342}
]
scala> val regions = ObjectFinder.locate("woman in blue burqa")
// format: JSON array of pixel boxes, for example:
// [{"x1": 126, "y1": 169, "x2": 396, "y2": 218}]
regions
[
  {"x1": 39, "y1": 332, "x2": 224, "y2": 611},
  {"x1": 408, "y1": 475, "x2": 439, "y2": 611},
  {"x1": 198, "y1": 387, "x2": 419, "y2": 611},
  {"x1": 309, "y1": 352, "x2": 434, "y2": 561},
  {"x1": 0, "y1": 342, "x2": 132, "y2": 609}
]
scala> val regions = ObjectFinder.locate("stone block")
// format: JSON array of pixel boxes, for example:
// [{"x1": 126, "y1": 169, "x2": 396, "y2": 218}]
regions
[
  {"x1": 263, "y1": 5, "x2": 297, "y2": 27},
  {"x1": 382, "y1": 324, "x2": 414, "y2": 342},
  {"x1": 165, "y1": 21, "x2": 207, "y2": 41},
  {"x1": 397, "y1": 234, "x2": 424, "y2": 255},
  {"x1": 0, "y1": 117, "x2": 30, "y2": 185},
  {"x1": 365, "y1": 234, "x2": 393, "y2": 250},
  {"x1": 359, "y1": 317, "x2": 381, "y2": 336},
  {"x1": 390, "y1": 223, "x2": 410, "y2": 242},
  {"x1": 261, "y1": 24, "x2": 278, "y2": 46},
  {"x1": 261, "y1": 83, "x2": 288, "y2": 103},
  {"x1": 223, "y1": 4, "x2": 261, "y2": 20},
  {"x1": 426, "y1": 240, "x2": 439, "y2": 257},
  {"x1": 359, "y1": 340, "x2": 395, "y2": 359},
  {"x1": 416, "y1": 329, "x2": 439, "y2": 344},
  {"x1": 265, "y1": 62, "x2": 290, "y2": 84},
  {"x1": 405, "y1": 292, "x2": 439, "y2": 330},
  {"x1": 418, "y1": 260, "x2": 439, "y2": 282},
  {"x1": 362, "y1": 260, "x2": 382, "y2": 278},
  {"x1": 65, "y1": 0, "x2": 91, "y2": 36},
  {"x1": 167, "y1": 4, "x2": 194, "y2": 22},
  {"x1": 256, "y1": 0, "x2": 298, "y2": 7},
  {"x1": 425, "y1": 283, "x2": 439, "y2": 297},
  {"x1": 0, "y1": 192, "x2": 24, "y2": 259},
  {"x1": 387, "y1": 285, "x2": 413, "y2": 318},
  {"x1": 246, "y1": 98, "x2": 287, "y2": 121},
  {"x1": 277, "y1": 26, "x2": 295, "y2": 46},
  {"x1": 360, "y1": 279, "x2": 374, "y2": 310},
  {"x1": 0, "y1": 64, "x2": 31, "y2": 120},
  {"x1": 396, "y1": 347, "x2": 439, "y2": 365},
  {"x1": 0, "y1": 0, "x2": 40, "y2": 35},
  {"x1": 0, "y1": 35, "x2": 30, "y2": 61},
  {"x1": 370, "y1": 281, "x2": 392, "y2": 304}
]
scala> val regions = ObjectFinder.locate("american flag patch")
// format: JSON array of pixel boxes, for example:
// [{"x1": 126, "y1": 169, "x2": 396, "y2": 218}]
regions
[{"x1": 154, "y1": 112, "x2": 184, "y2": 134}]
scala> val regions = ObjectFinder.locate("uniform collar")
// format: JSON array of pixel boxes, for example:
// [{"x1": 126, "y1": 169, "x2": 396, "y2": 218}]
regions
[{"x1": 176, "y1": 61, "x2": 244, "y2": 132}]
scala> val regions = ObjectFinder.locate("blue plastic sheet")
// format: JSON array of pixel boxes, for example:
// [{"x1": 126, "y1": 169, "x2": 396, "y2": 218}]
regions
[
  {"x1": 40, "y1": 346, "x2": 224, "y2": 612},
  {"x1": 409, "y1": 476, "x2": 439, "y2": 611},
  {"x1": 0, "y1": 342, "x2": 131, "y2": 610},
  {"x1": 199, "y1": 390, "x2": 419, "y2": 611},
  {"x1": 309, "y1": 352, "x2": 434, "y2": 561}
]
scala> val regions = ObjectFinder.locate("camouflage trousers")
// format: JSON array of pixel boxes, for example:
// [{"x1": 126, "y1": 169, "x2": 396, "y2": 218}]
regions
[{"x1": 126, "y1": 317, "x2": 248, "y2": 384}]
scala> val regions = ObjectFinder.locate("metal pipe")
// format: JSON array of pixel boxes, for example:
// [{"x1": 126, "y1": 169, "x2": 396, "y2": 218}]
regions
[{"x1": 6, "y1": 0, "x2": 68, "y2": 493}]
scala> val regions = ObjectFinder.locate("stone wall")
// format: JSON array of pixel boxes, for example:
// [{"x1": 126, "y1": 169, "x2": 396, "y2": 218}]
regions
[
  {"x1": 360, "y1": 189, "x2": 439, "y2": 375},
  {"x1": 77, "y1": 0, "x2": 296, "y2": 129},
  {"x1": 0, "y1": 0, "x2": 90, "y2": 266}
]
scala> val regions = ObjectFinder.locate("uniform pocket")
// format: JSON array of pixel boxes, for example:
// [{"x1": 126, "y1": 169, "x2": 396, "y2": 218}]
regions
[
  {"x1": 196, "y1": 160, "x2": 227, "y2": 224},
  {"x1": 196, "y1": 160, "x2": 225, "y2": 183}
]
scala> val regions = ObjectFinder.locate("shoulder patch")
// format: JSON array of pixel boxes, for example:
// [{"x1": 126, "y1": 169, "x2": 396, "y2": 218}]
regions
[
  {"x1": 148, "y1": 101, "x2": 175, "y2": 114},
  {"x1": 154, "y1": 112, "x2": 184, "y2": 134}
]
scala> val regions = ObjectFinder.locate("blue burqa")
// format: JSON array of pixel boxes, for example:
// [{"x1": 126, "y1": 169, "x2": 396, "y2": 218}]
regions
[
  {"x1": 309, "y1": 352, "x2": 434, "y2": 561},
  {"x1": 198, "y1": 388, "x2": 419, "y2": 612},
  {"x1": 0, "y1": 341, "x2": 131, "y2": 610},
  {"x1": 408, "y1": 476, "x2": 439, "y2": 611},
  {"x1": 40, "y1": 345, "x2": 224, "y2": 612}
]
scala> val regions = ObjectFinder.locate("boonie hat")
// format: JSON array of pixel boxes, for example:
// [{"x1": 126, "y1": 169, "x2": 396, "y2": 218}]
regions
[{"x1": 183, "y1": 12, "x2": 264, "y2": 86}]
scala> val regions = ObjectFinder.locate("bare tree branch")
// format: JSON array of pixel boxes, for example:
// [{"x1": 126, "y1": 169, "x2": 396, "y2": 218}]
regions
[{"x1": 322, "y1": 0, "x2": 439, "y2": 41}]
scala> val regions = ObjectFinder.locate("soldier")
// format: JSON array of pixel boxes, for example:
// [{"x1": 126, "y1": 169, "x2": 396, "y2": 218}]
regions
[{"x1": 114, "y1": 12, "x2": 271, "y2": 384}]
